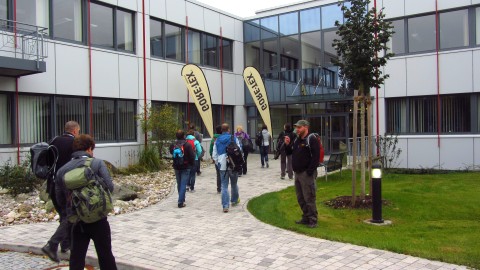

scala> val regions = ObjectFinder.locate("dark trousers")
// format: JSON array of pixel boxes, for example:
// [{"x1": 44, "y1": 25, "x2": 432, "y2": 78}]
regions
[
  {"x1": 294, "y1": 170, "x2": 318, "y2": 224},
  {"x1": 196, "y1": 159, "x2": 201, "y2": 173},
  {"x1": 70, "y1": 218, "x2": 117, "y2": 270},
  {"x1": 48, "y1": 182, "x2": 71, "y2": 250},
  {"x1": 240, "y1": 151, "x2": 248, "y2": 175},
  {"x1": 260, "y1": 146, "x2": 269, "y2": 166},
  {"x1": 280, "y1": 152, "x2": 293, "y2": 179},
  {"x1": 215, "y1": 163, "x2": 221, "y2": 192}
]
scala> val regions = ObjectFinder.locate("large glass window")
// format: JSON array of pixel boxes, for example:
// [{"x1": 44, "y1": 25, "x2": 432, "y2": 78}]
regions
[
  {"x1": 165, "y1": 23, "x2": 183, "y2": 61},
  {"x1": 92, "y1": 99, "x2": 115, "y2": 142},
  {"x1": 116, "y1": 9, "x2": 134, "y2": 51},
  {"x1": 0, "y1": 94, "x2": 12, "y2": 145},
  {"x1": 301, "y1": 31, "x2": 322, "y2": 69},
  {"x1": 323, "y1": 30, "x2": 339, "y2": 67},
  {"x1": 203, "y1": 33, "x2": 217, "y2": 67},
  {"x1": 280, "y1": 34, "x2": 299, "y2": 82},
  {"x1": 388, "y1": 19, "x2": 405, "y2": 55},
  {"x1": 150, "y1": 18, "x2": 163, "y2": 57},
  {"x1": 261, "y1": 16, "x2": 278, "y2": 39},
  {"x1": 245, "y1": 41, "x2": 260, "y2": 70},
  {"x1": 52, "y1": 0, "x2": 82, "y2": 42},
  {"x1": 408, "y1": 15, "x2": 436, "y2": 53},
  {"x1": 221, "y1": 39, "x2": 233, "y2": 71},
  {"x1": 441, "y1": 95, "x2": 470, "y2": 133},
  {"x1": 322, "y1": 4, "x2": 343, "y2": 29},
  {"x1": 90, "y1": 2, "x2": 113, "y2": 48},
  {"x1": 16, "y1": 0, "x2": 49, "y2": 32},
  {"x1": 410, "y1": 96, "x2": 437, "y2": 133},
  {"x1": 187, "y1": 29, "x2": 201, "y2": 64},
  {"x1": 386, "y1": 99, "x2": 407, "y2": 133},
  {"x1": 440, "y1": 9, "x2": 468, "y2": 49},
  {"x1": 279, "y1": 12, "x2": 298, "y2": 36},
  {"x1": 244, "y1": 20, "x2": 260, "y2": 42},
  {"x1": 262, "y1": 39, "x2": 278, "y2": 74},
  {"x1": 55, "y1": 97, "x2": 86, "y2": 136},
  {"x1": 477, "y1": 8, "x2": 480, "y2": 45},
  {"x1": 118, "y1": 100, "x2": 136, "y2": 141},
  {"x1": 300, "y1": 8, "x2": 320, "y2": 33},
  {"x1": 18, "y1": 95, "x2": 51, "y2": 144},
  {"x1": 0, "y1": 0, "x2": 6, "y2": 20}
]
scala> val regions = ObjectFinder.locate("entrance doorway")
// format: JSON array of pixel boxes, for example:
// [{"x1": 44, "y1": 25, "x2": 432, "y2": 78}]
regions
[{"x1": 302, "y1": 114, "x2": 348, "y2": 154}]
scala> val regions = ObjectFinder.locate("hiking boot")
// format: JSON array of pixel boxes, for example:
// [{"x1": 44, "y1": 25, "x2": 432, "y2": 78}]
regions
[
  {"x1": 178, "y1": 203, "x2": 186, "y2": 208},
  {"x1": 295, "y1": 219, "x2": 308, "y2": 225},
  {"x1": 266, "y1": 162, "x2": 269, "y2": 168},
  {"x1": 41, "y1": 243, "x2": 59, "y2": 262},
  {"x1": 280, "y1": 176, "x2": 285, "y2": 180},
  {"x1": 232, "y1": 198, "x2": 240, "y2": 206},
  {"x1": 60, "y1": 247, "x2": 70, "y2": 253},
  {"x1": 307, "y1": 223, "x2": 318, "y2": 228},
  {"x1": 190, "y1": 189, "x2": 195, "y2": 193},
  {"x1": 223, "y1": 208, "x2": 229, "y2": 213}
]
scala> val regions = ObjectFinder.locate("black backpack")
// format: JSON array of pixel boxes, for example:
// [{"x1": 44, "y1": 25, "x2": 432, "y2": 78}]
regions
[
  {"x1": 170, "y1": 142, "x2": 186, "y2": 169},
  {"x1": 226, "y1": 135, "x2": 245, "y2": 173},
  {"x1": 30, "y1": 138, "x2": 59, "y2": 179},
  {"x1": 255, "y1": 132, "x2": 263, "y2": 146}
]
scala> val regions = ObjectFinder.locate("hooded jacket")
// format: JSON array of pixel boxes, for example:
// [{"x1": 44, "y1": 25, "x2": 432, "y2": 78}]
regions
[
  {"x1": 212, "y1": 133, "x2": 241, "y2": 170},
  {"x1": 186, "y1": 134, "x2": 203, "y2": 160}
]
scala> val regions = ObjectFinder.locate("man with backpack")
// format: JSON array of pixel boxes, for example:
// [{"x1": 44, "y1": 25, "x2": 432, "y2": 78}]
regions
[
  {"x1": 212, "y1": 123, "x2": 242, "y2": 213},
  {"x1": 55, "y1": 134, "x2": 117, "y2": 269},
  {"x1": 275, "y1": 123, "x2": 296, "y2": 180},
  {"x1": 170, "y1": 129, "x2": 196, "y2": 208},
  {"x1": 41, "y1": 121, "x2": 80, "y2": 262},
  {"x1": 284, "y1": 120, "x2": 320, "y2": 228},
  {"x1": 209, "y1": 125, "x2": 223, "y2": 193}
]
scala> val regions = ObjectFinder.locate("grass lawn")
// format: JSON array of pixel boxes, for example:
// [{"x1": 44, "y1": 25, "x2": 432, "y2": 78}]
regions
[{"x1": 247, "y1": 170, "x2": 480, "y2": 268}]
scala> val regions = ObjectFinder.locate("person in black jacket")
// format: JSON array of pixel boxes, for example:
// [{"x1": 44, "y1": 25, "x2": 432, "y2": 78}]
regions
[
  {"x1": 55, "y1": 134, "x2": 117, "y2": 270},
  {"x1": 284, "y1": 120, "x2": 319, "y2": 228},
  {"x1": 275, "y1": 123, "x2": 296, "y2": 180},
  {"x1": 170, "y1": 129, "x2": 196, "y2": 208},
  {"x1": 42, "y1": 121, "x2": 80, "y2": 262}
]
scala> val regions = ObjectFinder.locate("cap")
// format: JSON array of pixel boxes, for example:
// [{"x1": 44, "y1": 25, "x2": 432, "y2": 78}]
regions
[{"x1": 293, "y1": 120, "x2": 310, "y2": 127}]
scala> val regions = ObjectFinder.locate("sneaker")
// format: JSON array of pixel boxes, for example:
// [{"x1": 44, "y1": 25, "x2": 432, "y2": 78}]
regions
[
  {"x1": 266, "y1": 162, "x2": 269, "y2": 168},
  {"x1": 60, "y1": 247, "x2": 70, "y2": 253},
  {"x1": 186, "y1": 186, "x2": 190, "y2": 191},
  {"x1": 295, "y1": 219, "x2": 308, "y2": 225},
  {"x1": 280, "y1": 176, "x2": 285, "y2": 180},
  {"x1": 41, "y1": 243, "x2": 59, "y2": 263},
  {"x1": 197, "y1": 172, "x2": 201, "y2": 176},
  {"x1": 190, "y1": 189, "x2": 195, "y2": 193},
  {"x1": 232, "y1": 198, "x2": 241, "y2": 206},
  {"x1": 223, "y1": 208, "x2": 229, "y2": 213},
  {"x1": 178, "y1": 203, "x2": 186, "y2": 208}
]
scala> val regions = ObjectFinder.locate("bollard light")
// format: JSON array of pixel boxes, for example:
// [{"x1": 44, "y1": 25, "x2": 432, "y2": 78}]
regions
[{"x1": 371, "y1": 161, "x2": 384, "y2": 223}]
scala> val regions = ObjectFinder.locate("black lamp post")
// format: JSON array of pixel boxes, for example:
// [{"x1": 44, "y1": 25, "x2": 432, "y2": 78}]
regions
[{"x1": 371, "y1": 161, "x2": 384, "y2": 223}]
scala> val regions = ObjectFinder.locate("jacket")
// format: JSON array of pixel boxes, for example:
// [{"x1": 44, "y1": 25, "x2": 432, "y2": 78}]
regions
[
  {"x1": 277, "y1": 129, "x2": 296, "y2": 155},
  {"x1": 261, "y1": 129, "x2": 271, "y2": 146},
  {"x1": 186, "y1": 134, "x2": 203, "y2": 160},
  {"x1": 212, "y1": 133, "x2": 241, "y2": 170},
  {"x1": 55, "y1": 151, "x2": 114, "y2": 218},
  {"x1": 50, "y1": 132, "x2": 75, "y2": 171},
  {"x1": 285, "y1": 132, "x2": 320, "y2": 176},
  {"x1": 209, "y1": 133, "x2": 220, "y2": 156},
  {"x1": 170, "y1": 139, "x2": 196, "y2": 170}
]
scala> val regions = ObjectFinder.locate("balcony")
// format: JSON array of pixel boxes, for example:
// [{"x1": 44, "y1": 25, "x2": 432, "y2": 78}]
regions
[{"x1": 0, "y1": 19, "x2": 48, "y2": 77}]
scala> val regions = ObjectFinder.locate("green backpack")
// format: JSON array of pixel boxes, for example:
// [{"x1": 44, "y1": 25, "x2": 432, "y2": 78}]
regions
[{"x1": 64, "y1": 158, "x2": 113, "y2": 224}]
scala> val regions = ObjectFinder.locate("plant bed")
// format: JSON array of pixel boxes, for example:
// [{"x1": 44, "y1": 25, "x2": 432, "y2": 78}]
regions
[{"x1": 324, "y1": 195, "x2": 389, "y2": 209}]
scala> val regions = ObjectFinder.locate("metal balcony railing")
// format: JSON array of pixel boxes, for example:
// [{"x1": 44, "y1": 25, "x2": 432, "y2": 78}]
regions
[{"x1": 0, "y1": 18, "x2": 48, "y2": 69}]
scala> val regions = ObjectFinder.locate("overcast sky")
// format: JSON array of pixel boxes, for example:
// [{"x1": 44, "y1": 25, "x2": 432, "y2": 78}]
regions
[{"x1": 195, "y1": 0, "x2": 302, "y2": 18}]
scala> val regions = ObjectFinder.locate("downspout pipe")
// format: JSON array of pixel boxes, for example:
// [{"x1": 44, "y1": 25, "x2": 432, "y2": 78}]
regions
[
  {"x1": 435, "y1": 0, "x2": 441, "y2": 147},
  {"x1": 142, "y1": 0, "x2": 148, "y2": 147}
]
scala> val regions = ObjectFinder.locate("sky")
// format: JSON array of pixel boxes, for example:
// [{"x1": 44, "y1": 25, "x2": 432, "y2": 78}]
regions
[{"x1": 195, "y1": 0, "x2": 302, "y2": 18}]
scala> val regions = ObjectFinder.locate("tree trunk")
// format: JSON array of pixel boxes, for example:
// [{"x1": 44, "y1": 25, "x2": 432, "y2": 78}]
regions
[
  {"x1": 351, "y1": 90, "x2": 358, "y2": 206},
  {"x1": 360, "y1": 96, "x2": 366, "y2": 200},
  {"x1": 367, "y1": 97, "x2": 373, "y2": 195}
]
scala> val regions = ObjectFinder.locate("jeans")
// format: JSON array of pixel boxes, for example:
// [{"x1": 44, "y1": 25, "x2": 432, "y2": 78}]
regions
[
  {"x1": 260, "y1": 146, "x2": 269, "y2": 166},
  {"x1": 175, "y1": 168, "x2": 190, "y2": 204},
  {"x1": 70, "y1": 219, "x2": 117, "y2": 270},
  {"x1": 188, "y1": 165, "x2": 197, "y2": 190},
  {"x1": 220, "y1": 170, "x2": 239, "y2": 209}
]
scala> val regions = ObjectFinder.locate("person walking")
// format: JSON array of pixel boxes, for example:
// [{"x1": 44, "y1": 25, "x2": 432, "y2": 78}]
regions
[
  {"x1": 260, "y1": 124, "x2": 271, "y2": 168},
  {"x1": 55, "y1": 134, "x2": 117, "y2": 269},
  {"x1": 186, "y1": 129, "x2": 203, "y2": 192},
  {"x1": 188, "y1": 123, "x2": 203, "y2": 176},
  {"x1": 41, "y1": 121, "x2": 80, "y2": 262},
  {"x1": 212, "y1": 123, "x2": 241, "y2": 213},
  {"x1": 209, "y1": 125, "x2": 222, "y2": 193},
  {"x1": 284, "y1": 120, "x2": 320, "y2": 228},
  {"x1": 170, "y1": 130, "x2": 196, "y2": 207},
  {"x1": 276, "y1": 123, "x2": 295, "y2": 180},
  {"x1": 234, "y1": 125, "x2": 250, "y2": 176}
]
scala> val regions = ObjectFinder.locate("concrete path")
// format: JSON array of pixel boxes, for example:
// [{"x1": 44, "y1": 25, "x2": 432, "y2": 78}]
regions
[{"x1": 0, "y1": 154, "x2": 466, "y2": 269}]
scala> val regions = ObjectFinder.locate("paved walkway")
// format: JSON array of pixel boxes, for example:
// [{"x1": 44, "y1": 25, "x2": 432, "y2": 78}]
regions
[{"x1": 0, "y1": 154, "x2": 466, "y2": 269}]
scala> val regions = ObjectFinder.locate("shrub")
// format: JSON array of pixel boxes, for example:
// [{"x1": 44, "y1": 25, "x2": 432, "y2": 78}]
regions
[{"x1": 0, "y1": 159, "x2": 42, "y2": 196}]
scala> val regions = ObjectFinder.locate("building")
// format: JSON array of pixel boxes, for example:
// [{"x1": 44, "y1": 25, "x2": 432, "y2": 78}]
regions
[{"x1": 1, "y1": 0, "x2": 479, "y2": 170}]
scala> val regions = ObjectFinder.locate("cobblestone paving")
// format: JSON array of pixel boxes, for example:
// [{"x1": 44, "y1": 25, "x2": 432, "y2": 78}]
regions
[{"x1": 0, "y1": 154, "x2": 467, "y2": 269}]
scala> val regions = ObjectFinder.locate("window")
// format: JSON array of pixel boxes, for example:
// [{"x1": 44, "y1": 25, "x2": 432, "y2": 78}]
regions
[
  {"x1": 221, "y1": 39, "x2": 233, "y2": 70},
  {"x1": 244, "y1": 20, "x2": 260, "y2": 42},
  {"x1": 323, "y1": 30, "x2": 339, "y2": 67},
  {"x1": 55, "y1": 97, "x2": 86, "y2": 136},
  {"x1": 203, "y1": 33, "x2": 217, "y2": 67},
  {"x1": 116, "y1": 9, "x2": 134, "y2": 51},
  {"x1": 16, "y1": 0, "x2": 49, "y2": 33},
  {"x1": 408, "y1": 15, "x2": 436, "y2": 53},
  {"x1": 0, "y1": 93, "x2": 12, "y2": 145},
  {"x1": 187, "y1": 29, "x2": 201, "y2": 64},
  {"x1": 1, "y1": 0, "x2": 7, "y2": 20},
  {"x1": 440, "y1": 9, "x2": 469, "y2": 49},
  {"x1": 118, "y1": 100, "x2": 136, "y2": 141},
  {"x1": 165, "y1": 22, "x2": 183, "y2": 61},
  {"x1": 279, "y1": 12, "x2": 298, "y2": 36},
  {"x1": 245, "y1": 41, "x2": 260, "y2": 70},
  {"x1": 52, "y1": 0, "x2": 83, "y2": 42},
  {"x1": 441, "y1": 95, "x2": 470, "y2": 133},
  {"x1": 301, "y1": 31, "x2": 322, "y2": 69},
  {"x1": 18, "y1": 95, "x2": 51, "y2": 144},
  {"x1": 477, "y1": 8, "x2": 480, "y2": 45},
  {"x1": 386, "y1": 98, "x2": 407, "y2": 133},
  {"x1": 92, "y1": 99, "x2": 115, "y2": 142},
  {"x1": 150, "y1": 18, "x2": 163, "y2": 57},
  {"x1": 261, "y1": 16, "x2": 278, "y2": 39},
  {"x1": 409, "y1": 96, "x2": 437, "y2": 133},
  {"x1": 322, "y1": 4, "x2": 343, "y2": 29},
  {"x1": 90, "y1": 2, "x2": 113, "y2": 48},
  {"x1": 300, "y1": 8, "x2": 320, "y2": 33},
  {"x1": 388, "y1": 20, "x2": 405, "y2": 55}
]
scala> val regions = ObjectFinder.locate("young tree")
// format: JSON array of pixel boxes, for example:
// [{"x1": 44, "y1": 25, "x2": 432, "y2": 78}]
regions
[{"x1": 332, "y1": 0, "x2": 394, "y2": 205}]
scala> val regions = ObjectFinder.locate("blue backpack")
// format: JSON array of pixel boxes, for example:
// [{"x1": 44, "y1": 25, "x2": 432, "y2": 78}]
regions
[{"x1": 171, "y1": 143, "x2": 186, "y2": 168}]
